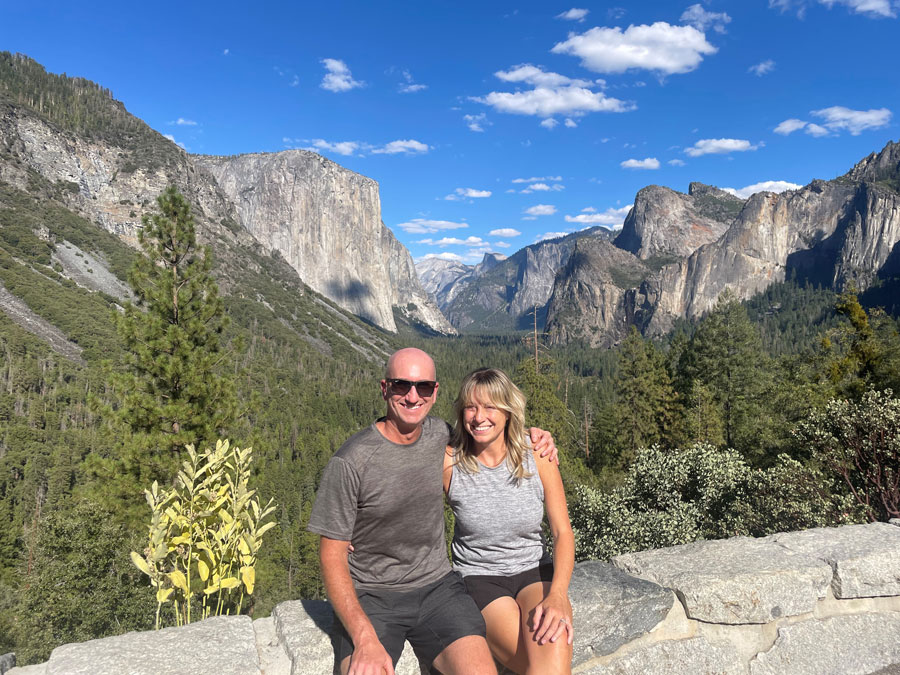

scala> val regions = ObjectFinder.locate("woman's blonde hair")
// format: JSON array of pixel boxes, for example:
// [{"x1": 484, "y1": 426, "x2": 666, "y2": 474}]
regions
[{"x1": 451, "y1": 368, "x2": 532, "y2": 480}]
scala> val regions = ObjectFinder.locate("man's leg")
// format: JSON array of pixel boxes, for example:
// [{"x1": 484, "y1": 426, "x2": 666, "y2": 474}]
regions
[{"x1": 431, "y1": 634, "x2": 496, "y2": 675}]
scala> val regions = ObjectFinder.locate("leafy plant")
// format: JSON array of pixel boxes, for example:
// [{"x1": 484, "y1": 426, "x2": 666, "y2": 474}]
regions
[{"x1": 130, "y1": 439, "x2": 276, "y2": 628}]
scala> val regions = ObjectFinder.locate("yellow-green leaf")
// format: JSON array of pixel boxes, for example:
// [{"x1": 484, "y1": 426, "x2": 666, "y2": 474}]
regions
[
  {"x1": 219, "y1": 577, "x2": 240, "y2": 590},
  {"x1": 168, "y1": 569, "x2": 188, "y2": 592},
  {"x1": 237, "y1": 537, "x2": 251, "y2": 557},
  {"x1": 257, "y1": 522, "x2": 276, "y2": 537},
  {"x1": 197, "y1": 559, "x2": 210, "y2": 582},
  {"x1": 130, "y1": 552, "x2": 152, "y2": 576},
  {"x1": 156, "y1": 587, "x2": 174, "y2": 603},
  {"x1": 241, "y1": 566, "x2": 256, "y2": 594}
]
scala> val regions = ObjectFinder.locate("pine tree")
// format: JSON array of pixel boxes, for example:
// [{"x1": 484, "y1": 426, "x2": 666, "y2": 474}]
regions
[{"x1": 105, "y1": 186, "x2": 238, "y2": 486}]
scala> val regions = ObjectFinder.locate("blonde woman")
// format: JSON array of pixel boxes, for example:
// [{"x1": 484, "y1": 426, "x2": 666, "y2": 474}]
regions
[{"x1": 443, "y1": 368, "x2": 574, "y2": 674}]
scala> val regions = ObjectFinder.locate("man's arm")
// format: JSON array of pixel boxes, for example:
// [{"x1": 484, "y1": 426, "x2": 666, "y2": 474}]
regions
[
  {"x1": 320, "y1": 537, "x2": 394, "y2": 675},
  {"x1": 529, "y1": 426, "x2": 559, "y2": 464}
]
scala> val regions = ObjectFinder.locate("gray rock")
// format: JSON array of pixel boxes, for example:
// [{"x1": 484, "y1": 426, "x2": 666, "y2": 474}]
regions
[
  {"x1": 271, "y1": 600, "x2": 424, "y2": 675},
  {"x1": 750, "y1": 613, "x2": 900, "y2": 675},
  {"x1": 613, "y1": 536, "x2": 832, "y2": 624},
  {"x1": 252, "y1": 616, "x2": 291, "y2": 675},
  {"x1": 569, "y1": 561, "x2": 675, "y2": 665},
  {"x1": 771, "y1": 522, "x2": 900, "y2": 598},
  {"x1": 890, "y1": 519, "x2": 900, "y2": 528},
  {"x1": 45, "y1": 615, "x2": 259, "y2": 675},
  {"x1": 6, "y1": 665, "x2": 46, "y2": 675},
  {"x1": 1, "y1": 653, "x2": 15, "y2": 675},
  {"x1": 581, "y1": 636, "x2": 744, "y2": 675}
]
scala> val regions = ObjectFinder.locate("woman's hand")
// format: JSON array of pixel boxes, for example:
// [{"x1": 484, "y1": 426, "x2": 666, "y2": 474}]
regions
[{"x1": 531, "y1": 589, "x2": 573, "y2": 646}]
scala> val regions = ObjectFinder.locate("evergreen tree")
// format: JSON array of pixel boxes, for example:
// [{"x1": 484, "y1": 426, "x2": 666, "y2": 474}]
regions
[
  {"x1": 103, "y1": 187, "x2": 238, "y2": 487},
  {"x1": 612, "y1": 328, "x2": 679, "y2": 462}
]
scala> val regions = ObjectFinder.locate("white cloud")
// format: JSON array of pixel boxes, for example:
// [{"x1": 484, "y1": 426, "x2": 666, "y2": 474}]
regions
[
  {"x1": 621, "y1": 157, "x2": 660, "y2": 169},
  {"x1": 564, "y1": 118, "x2": 578, "y2": 128},
  {"x1": 551, "y1": 23, "x2": 717, "y2": 75},
  {"x1": 564, "y1": 205, "x2": 632, "y2": 227},
  {"x1": 371, "y1": 139, "x2": 430, "y2": 154},
  {"x1": 444, "y1": 188, "x2": 492, "y2": 201},
  {"x1": 490, "y1": 228, "x2": 522, "y2": 237},
  {"x1": 163, "y1": 134, "x2": 186, "y2": 150},
  {"x1": 684, "y1": 138, "x2": 760, "y2": 157},
  {"x1": 774, "y1": 118, "x2": 808, "y2": 135},
  {"x1": 396, "y1": 219, "x2": 469, "y2": 234},
  {"x1": 535, "y1": 231, "x2": 571, "y2": 242},
  {"x1": 495, "y1": 64, "x2": 596, "y2": 88},
  {"x1": 417, "y1": 236, "x2": 486, "y2": 247},
  {"x1": 811, "y1": 106, "x2": 892, "y2": 135},
  {"x1": 475, "y1": 85, "x2": 632, "y2": 117},
  {"x1": 749, "y1": 60, "x2": 776, "y2": 76},
  {"x1": 557, "y1": 8, "x2": 589, "y2": 21},
  {"x1": 305, "y1": 139, "x2": 360, "y2": 156},
  {"x1": 668, "y1": 158, "x2": 686, "y2": 166},
  {"x1": 512, "y1": 176, "x2": 563, "y2": 183},
  {"x1": 290, "y1": 75, "x2": 300, "y2": 87},
  {"x1": 680, "y1": 4, "x2": 732, "y2": 33},
  {"x1": 223, "y1": 49, "x2": 229, "y2": 55},
  {"x1": 421, "y1": 252, "x2": 464, "y2": 262},
  {"x1": 173, "y1": 118, "x2": 197, "y2": 126},
  {"x1": 770, "y1": 0, "x2": 896, "y2": 17},
  {"x1": 464, "y1": 113, "x2": 489, "y2": 132},
  {"x1": 521, "y1": 183, "x2": 565, "y2": 193},
  {"x1": 398, "y1": 70, "x2": 427, "y2": 93},
  {"x1": 494, "y1": 241, "x2": 512, "y2": 248},
  {"x1": 722, "y1": 180, "x2": 803, "y2": 199},
  {"x1": 541, "y1": 118, "x2": 560, "y2": 129},
  {"x1": 581, "y1": 207, "x2": 598, "y2": 212},
  {"x1": 805, "y1": 123, "x2": 830, "y2": 137},
  {"x1": 320, "y1": 58, "x2": 364, "y2": 92},
  {"x1": 523, "y1": 204, "x2": 557, "y2": 219}
]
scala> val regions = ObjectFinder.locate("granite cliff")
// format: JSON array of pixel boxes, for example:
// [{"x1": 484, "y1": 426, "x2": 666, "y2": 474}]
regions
[{"x1": 196, "y1": 152, "x2": 452, "y2": 334}]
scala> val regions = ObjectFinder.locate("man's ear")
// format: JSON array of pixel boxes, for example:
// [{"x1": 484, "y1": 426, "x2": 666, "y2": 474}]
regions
[{"x1": 380, "y1": 380, "x2": 389, "y2": 400}]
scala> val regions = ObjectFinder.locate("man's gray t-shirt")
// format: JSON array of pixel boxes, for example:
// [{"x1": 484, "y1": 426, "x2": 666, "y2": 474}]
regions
[{"x1": 307, "y1": 416, "x2": 452, "y2": 592}]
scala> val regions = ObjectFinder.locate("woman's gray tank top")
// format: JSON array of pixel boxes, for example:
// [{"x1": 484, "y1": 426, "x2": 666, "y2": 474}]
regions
[{"x1": 448, "y1": 450, "x2": 550, "y2": 577}]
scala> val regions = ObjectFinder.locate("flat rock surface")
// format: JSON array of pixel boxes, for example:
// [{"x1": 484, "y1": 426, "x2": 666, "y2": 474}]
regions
[
  {"x1": 613, "y1": 536, "x2": 832, "y2": 624},
  {"x1": 45, "y1": 616, "x2": 259, "y2": 675},
  {"x1": 750, "y1": 613, "x2": 900, "y2": 675},
  {"x1": 580, "y1": 636, "x2": 743, "y2": 675},
  {"x1": 770, "y1": 523, "x2": 900, "y2": 598},
  {"x1": 271, "y1": 600, "x2": 423, "y2": 675},
  {"x1": 569, "y1": 561, "x2": 674, "y2": 665}
]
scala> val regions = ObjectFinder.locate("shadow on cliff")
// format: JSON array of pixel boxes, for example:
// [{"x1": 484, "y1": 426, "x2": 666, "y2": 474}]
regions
[{"x1": 326, "y1": 279, "x2": 374, "y2": 303}]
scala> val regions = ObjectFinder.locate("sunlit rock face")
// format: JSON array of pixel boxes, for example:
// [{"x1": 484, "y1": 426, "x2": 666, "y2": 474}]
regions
[{"x1": 196, "y1": 150, "x2": 453, "y2": 334}]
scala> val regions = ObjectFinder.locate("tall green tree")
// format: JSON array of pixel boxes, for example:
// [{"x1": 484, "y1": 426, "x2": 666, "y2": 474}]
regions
[{"x1": 103, "y1": 186, "x2": 239, "y2": 487}]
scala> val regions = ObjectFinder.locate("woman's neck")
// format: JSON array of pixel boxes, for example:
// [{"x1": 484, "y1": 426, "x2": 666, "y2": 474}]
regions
[{"x1": 472, "y1": 438, "x2": 507, "y2": 468}]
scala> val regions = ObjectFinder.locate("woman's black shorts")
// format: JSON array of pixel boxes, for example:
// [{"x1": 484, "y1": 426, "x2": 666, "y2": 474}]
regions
[{"x1": 462, "y1": 564, "x2": 554, "y2": 611}]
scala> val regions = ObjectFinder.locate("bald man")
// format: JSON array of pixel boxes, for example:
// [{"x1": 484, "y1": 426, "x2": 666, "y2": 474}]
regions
[{"x1": 308, "y1": 348, "x2": 556, "y2": 675}]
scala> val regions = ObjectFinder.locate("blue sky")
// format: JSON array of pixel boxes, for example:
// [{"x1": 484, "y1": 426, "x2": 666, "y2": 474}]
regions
[{"x1": 3, "y1": 1, "x2": 898, "y2": 264}]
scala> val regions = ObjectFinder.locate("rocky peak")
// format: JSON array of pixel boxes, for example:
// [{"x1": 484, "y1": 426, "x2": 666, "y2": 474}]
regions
[
  {"x1": 474, "y1": 252, "x2": 505, "y2": 275},
  {"x1": 846, "y1": 139, "x2": 900, "y2": 188}
]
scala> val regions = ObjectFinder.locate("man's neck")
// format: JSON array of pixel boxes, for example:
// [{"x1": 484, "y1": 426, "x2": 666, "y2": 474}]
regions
[{"x1": 376, "y1": 417, "x2": 425, "y2": 445}]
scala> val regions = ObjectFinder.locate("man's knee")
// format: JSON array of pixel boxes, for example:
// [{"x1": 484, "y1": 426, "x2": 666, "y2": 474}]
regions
[{"x1": 432, "y1": 635, "x2": 497, "y2": 675}]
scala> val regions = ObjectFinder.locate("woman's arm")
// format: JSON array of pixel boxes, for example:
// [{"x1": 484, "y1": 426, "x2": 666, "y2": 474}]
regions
[
  {"x1": 532, "y1": 453, "x2": 575, "y2": 646},
  {"x1": 442, "y1": 445, "x2": 454, "y2": 495}
]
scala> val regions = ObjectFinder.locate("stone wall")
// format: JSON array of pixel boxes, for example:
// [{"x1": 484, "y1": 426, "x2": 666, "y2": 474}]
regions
[{"x1": 6, "y1": 521, "x2": 900, "y2": 675}]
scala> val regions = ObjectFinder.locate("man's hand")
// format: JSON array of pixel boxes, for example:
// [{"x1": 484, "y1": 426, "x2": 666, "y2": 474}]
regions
[
  {"x1": 529, "y1": 427, "x2": 559, "y2": 464},
  {"x1": 347, "y1": 634, "x2": 395, "y2": 675}
]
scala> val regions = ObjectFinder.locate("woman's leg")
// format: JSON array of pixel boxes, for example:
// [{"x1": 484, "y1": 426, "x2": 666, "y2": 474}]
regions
[
  {"x1": 515, "y1": 581, "x2": 573, "y2": 675},
  {"x1": 480, "y1": 596, "x2": 526, "y2": 672}
]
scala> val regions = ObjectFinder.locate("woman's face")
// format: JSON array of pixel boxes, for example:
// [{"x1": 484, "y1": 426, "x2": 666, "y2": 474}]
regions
[{"x1": 462, "y1": 389, "x2": 510, "y2": 448}]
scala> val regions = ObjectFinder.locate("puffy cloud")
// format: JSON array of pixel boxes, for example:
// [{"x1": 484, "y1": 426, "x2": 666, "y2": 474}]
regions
[
  {"x1": 680, "y1": 4, "x2": 732, "y2": 33},
  {"x1": 620, "y1": 157, "x2": 660, "y2": 169},
  {"x1": 371, "y1": 139, "x2": 430, "y2": 154},
  {"x1": 396, "y1": 219, "x2": 469, "y2": 234},
  {"x1": 749, "y1": 59, "x2": 776, "y2": 76},
  {"x1": 564, "y1": 118, "x2": 578, "y2": 128},
  {"x1": 464, "y1": 113, "x2": 489, "y2": 132},
  {"x1": 774, "y1": 118, "x2": 808, "y2": 135},
  {"x1": 541, "y1": 118, "x2": 560, "y2": 129},
  {"x1": 417, "y1": 236, "x2": 486, "y2": 247},
  {"x1": 521, "y1": 183, "x2": 565, "y2": 193},
  {"x1": 684, "y1": 138, "x2": 760, "y2": 157},
  {"x1": 668, "y1": 158, "x2": 686, "y2": 166},
  {"x1": 490, "y1": 228, "x2": 522, "y2": 237},
  {"x1": 475, "y1": 85, "x2": 632, "y2": 117},
  {"x1": 523, "y1": 204, "x2": 558, "y2": 219},
  {"x1": 512, "y1": 176, "x2": 563, "y2": 183},
  {"x1": 771, "y1": 0, "x2": 896, "y2": 17},
  {"x1": 320, "y1": 58, "x2": 364, "y2": 92},
  {"x1": 398, "y1": 70, "x2": 427, "y2": 93},
  {"x1": 581, "y1": 207, "x2": 598, "y2": 212},
  {"x1": 495, "y1": 64, "x2": 596, "y2": 88},
  {"x1": 564, "y1": 205, "x2": 632, "y2": 227},
  {"x1": 494, "y1": 241, "x2": 512, "y2": 248},
  {"x1": 444, "y1": 188, "x2": 492, "y2": 201},
  {"x1": 173, "y1": 118, "x2": 197, "y2": 126},
  {"x1": 535, "y1": 231, "x2": 571, "y2": 242},
  {"x1": 811, "y1": 106, "x2": 892, "y2": 135},
  {"x1": 163, "y1": 134, "x2": 186, "y2": 150},
  {"x1": 304, "y1": 139, "x2": 360, "y2": 156},
  {"x1": 557, "y1": 8, "x2": 589, "y2": 21},
  {"x1": 551, "y1": 23, "x2": 717, "y2": 75},
  {"x1": 722, "y1": 180, "x2": 803, "y2": 199},
  {"x1": 421, "y1": 252, "x2": 464, "y2": 262},
  {"x1": 805, "y1": 123, "x2": 830, "y2": 137}
]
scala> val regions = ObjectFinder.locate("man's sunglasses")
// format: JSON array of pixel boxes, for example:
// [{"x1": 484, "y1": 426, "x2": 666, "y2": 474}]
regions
[{"x1": 386, "y1": 379, "x2": 438, "y2": 397}]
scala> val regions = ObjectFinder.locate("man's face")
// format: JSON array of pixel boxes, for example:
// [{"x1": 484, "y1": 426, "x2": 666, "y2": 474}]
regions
[{"x1": 381, "y1": 351, "x2": 438, "y2": 430}]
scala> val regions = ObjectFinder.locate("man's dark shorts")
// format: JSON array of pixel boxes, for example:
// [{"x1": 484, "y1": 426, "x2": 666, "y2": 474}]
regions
[{"x1": 331, "y1": 571, "x2": 486, "y2": 672}]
